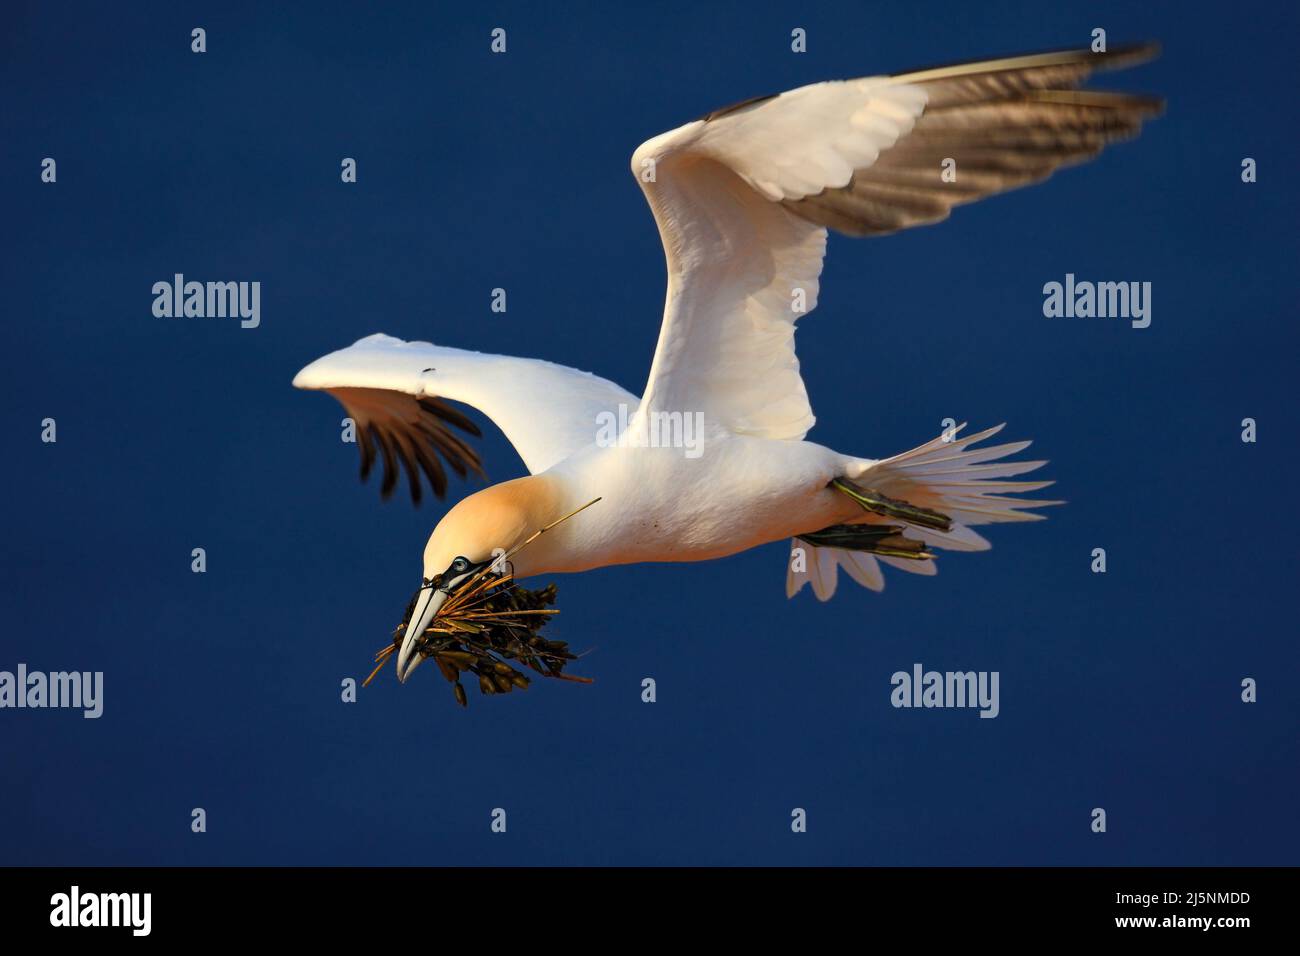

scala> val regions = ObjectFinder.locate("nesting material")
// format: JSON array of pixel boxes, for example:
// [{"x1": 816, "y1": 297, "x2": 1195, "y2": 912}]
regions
[
  {"x1": 368, "y1": 572, "x2": 587, "y2": 706},
  {"x1": 364, "y1": 498, "x2": 601, "y2": 705}
]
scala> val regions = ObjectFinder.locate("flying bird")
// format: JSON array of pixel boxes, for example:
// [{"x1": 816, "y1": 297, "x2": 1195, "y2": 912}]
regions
[{"x1": 294, "y1": 45, "x2": 1161, "y2": 683}]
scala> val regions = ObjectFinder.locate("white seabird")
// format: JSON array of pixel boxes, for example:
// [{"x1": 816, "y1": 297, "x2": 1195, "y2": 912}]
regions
[{"x1": 293, "y1": 45, "x2": 1161, "y2": 682}]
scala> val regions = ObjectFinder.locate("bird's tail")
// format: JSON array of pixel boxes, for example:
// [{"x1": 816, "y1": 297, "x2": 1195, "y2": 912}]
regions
[{"x1": 787, "y1": 423, "x2": 1062, "y2": 600}]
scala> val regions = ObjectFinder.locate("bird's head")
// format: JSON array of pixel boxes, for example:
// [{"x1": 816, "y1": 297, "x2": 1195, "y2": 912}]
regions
[{"x1": 396, "y1": 475, "x2": 562, "y2": 682}]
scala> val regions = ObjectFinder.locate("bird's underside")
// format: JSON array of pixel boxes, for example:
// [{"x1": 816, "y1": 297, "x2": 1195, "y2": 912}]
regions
[{"x1": 294, "y1": 43, "x2": 1161, "y2": 603}]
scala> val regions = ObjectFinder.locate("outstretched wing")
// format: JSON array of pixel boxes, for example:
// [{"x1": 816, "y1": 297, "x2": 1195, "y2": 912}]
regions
[
  {"x1": 293, "y1": 333, "x2": 637, "y2": 504},
  {"x1": 631, "y1": 44, "x2": 1161, "y2": 442}
]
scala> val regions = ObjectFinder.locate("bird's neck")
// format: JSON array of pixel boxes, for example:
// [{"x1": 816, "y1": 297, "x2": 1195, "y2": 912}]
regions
[{"x1": 489, "y1": 473, "x2": 597, "y2": 579}]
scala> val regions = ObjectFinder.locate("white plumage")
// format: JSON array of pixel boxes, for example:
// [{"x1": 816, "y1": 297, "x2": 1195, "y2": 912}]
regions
[
  {"x1": 292, "y1": 45, "x2": 1160, "y2": 680},
  {"x1": 294, "y1": 334, "x2": 635, "y2": 477}
]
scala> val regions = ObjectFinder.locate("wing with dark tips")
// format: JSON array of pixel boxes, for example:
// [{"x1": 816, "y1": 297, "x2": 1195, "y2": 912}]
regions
[
  {"x1": 629, "y1": 43, "x2": 1161, "y2": 442},
  {"x1": 293, "y1": 334, "x2": 638, "y2": 503},
  {"x1": 782, "y1": 45, "x2": 1163, "y2": 236},
  {"x1": 330, "y1": 386, "x2": 484, "y2": 505}
]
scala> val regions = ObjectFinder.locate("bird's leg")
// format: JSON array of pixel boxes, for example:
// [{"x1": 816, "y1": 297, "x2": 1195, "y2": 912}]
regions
[
  {"x1": 797, "y1": 523, "x2": 934, "y2": 560},
  {"x1": 830, "y1": 478, "x2": 952, "y2": 533}
]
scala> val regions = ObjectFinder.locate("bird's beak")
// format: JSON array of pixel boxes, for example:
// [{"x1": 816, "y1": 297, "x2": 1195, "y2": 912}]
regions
[{"x1": 396, "y1": 585, "x2": 449, "y2": 683}]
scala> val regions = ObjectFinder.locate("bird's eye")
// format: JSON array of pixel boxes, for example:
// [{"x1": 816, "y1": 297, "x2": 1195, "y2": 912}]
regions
[{"x1": 450, "y1": 556, "x2": 470, "y2": 574}]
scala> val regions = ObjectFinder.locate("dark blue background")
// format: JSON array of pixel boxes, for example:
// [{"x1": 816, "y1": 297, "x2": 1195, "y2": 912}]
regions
[{"x1": 3, "y1": 1, "x2": 1296, "y2": 865}]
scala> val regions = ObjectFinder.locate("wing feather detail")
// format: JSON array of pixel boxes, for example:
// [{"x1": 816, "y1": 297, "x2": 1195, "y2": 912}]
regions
[
  {"x1": 294, "y1": 334, "x2": 636, "y2": 504},
  {"x1": 631, "y1": 45, "x2": 1160, "y2": 441}
]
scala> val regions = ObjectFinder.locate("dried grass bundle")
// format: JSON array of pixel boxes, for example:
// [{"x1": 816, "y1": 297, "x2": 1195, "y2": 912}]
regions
[{"x1": 363, "y1": 498, "x2": 600, "y2": 706}]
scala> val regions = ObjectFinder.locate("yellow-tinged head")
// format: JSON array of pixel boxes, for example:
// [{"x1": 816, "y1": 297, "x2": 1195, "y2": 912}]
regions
[
  {"x1": 397, "y1": 475, "x2": 563, "y2": 682},
  {"x1": 421, "y1": 475, "x2": 564, "y2": 582}
]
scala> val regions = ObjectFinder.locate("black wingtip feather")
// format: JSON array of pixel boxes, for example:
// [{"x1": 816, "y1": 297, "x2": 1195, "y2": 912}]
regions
[
  {"x1": 340, "y1": 391, "x2": 487, "y2": 507},
  {"x1": 419, "y1": 397, "x2": 483, "y2": 438},
  {"x1": 358, "y1": 424, "x2": 378, "y2": 481},
  {"x1": 376, "y1": 431, "x2": 399, "y2": 500}
]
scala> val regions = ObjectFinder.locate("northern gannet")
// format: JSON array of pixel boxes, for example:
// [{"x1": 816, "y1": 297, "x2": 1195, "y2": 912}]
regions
[{"x1": 293, "y1": 45, "x2": 1161, "y2": 683}]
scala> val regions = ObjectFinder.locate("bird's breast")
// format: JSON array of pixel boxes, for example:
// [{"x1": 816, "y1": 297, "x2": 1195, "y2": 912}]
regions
[{"x1": 532, "y1": 436, "x2": 845, "y2": 573}]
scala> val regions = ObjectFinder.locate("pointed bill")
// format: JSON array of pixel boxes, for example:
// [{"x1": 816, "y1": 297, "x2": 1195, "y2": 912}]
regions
[{"x1": 396, "y1": 586, "x2": 450, "y2": 683}]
